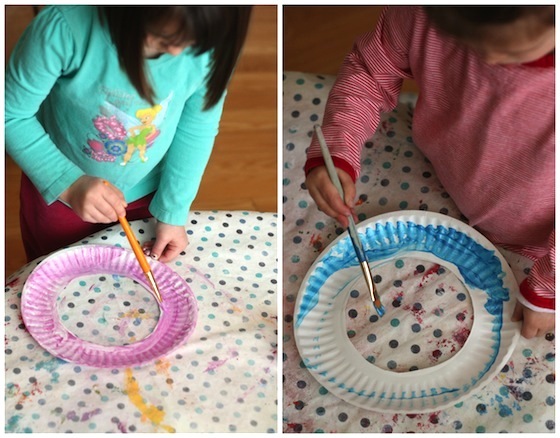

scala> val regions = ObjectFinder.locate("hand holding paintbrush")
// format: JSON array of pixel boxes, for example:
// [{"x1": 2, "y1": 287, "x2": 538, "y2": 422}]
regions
[
  {"x1": 313, "y1": 125, "x2": 385, "y2": 317},
  {"x1": 103, "y1": 180, "x2": 163, "y2": 303}
]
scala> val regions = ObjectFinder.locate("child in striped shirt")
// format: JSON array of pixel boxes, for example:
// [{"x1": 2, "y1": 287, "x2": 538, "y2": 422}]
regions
[{"x1": 305, "y1": 6, "x2": 554, "y2": 339}]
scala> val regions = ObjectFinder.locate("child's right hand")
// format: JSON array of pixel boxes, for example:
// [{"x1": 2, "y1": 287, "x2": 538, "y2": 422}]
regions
[
  {"x1": 512, "y1": 300, "x2": 555, "y2": 339},
  {"x1": 305, "y1": 165, "x2": 357, "y2": 228},
  {"x1": 59, "y1": 176, "x2": 127, "y2": 223}
]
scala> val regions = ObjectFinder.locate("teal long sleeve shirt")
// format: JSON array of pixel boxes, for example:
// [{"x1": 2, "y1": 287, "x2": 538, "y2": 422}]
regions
[{"x1": 5, "y1": 6, "x2": 225, "y2": 226}]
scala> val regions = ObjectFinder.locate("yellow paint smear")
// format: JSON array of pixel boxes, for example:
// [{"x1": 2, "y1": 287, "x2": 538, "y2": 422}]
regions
[
  {"x1": 124, "y1": 309, "x2": 155, "y2": 320},
  {"x1": 124, "y1": 368, "x2": 175, "y2": 433},
  {"x1": 155, "y1": 358, "x2": 171, "y2": 375},
  {"x1": 155, "y1": 359, "x2": 174, "y2": 387}
]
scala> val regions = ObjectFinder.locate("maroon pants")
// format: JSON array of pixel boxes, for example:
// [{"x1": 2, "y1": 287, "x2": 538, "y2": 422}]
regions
[{"x1": 19, "y1": 173, "x2": 154, "y2": 262}]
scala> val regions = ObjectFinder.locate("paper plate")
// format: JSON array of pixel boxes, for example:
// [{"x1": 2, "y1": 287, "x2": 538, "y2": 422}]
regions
[
  {"x1": 21, "y1": 245, "x2": 197, "y2": 367},
  {"x1": 294, "y1": 211, "x2": 521, "y2": 413}
]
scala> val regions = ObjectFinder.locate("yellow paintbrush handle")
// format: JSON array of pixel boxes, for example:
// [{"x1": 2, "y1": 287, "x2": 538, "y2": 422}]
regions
[{"x1": 118, "y1": 216, "x2": 150, "y2": 274}]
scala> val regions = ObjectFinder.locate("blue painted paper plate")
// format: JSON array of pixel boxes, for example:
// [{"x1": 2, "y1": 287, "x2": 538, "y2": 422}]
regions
[{"x1": 294, "y1": 211, "x2": 521, "y2": 413}]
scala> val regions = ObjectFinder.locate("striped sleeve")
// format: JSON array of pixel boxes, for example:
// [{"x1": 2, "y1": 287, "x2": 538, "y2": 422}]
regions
[
  {"x1": 518, "y1": 230, "x2": 555, "y2": 312},
  {"x1": 305, "y1": 6, "x2": 416, "y2": 179}
]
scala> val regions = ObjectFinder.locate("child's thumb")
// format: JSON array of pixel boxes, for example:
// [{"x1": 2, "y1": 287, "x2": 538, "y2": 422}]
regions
[
  {"x1": 343, "y1": 186, "x2": 356, "y2": 210},
  {"x1": 148, "y1": 240, "x2": 166, "y2": 261},
  {"x1": 338, "y1": 172, "x2": 356, "y2": 208}
]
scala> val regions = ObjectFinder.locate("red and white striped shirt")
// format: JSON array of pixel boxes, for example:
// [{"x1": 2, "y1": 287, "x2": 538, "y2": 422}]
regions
[{"x1": 305, "y1": 6, "x2": 555, "y2": 311}]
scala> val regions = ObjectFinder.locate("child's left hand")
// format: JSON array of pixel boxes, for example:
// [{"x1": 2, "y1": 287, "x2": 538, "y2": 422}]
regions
[
  {"x1": 142, "y1": 221, "x2": 189, "y2": 263},
  {"x1": 511, "y1": 300, "x2": 555, "y2": 339}
]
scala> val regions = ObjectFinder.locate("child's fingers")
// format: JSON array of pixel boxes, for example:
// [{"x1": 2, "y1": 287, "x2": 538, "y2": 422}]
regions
[
  {"x1": 512, "y1": 301, "x2": 555, "y2": 339},
  {"x1": 306, "y1": 165, "x2": 355, "y2": 227},
  {"x1": 142, "y1": 241, "x2": 154, "y2": 254},
  {"x1": 520, "y1": 324, "x2": 538, "y2": 339},
  {"x1": 322, "y1": 188, "x2": 352, "y2": 216},
  {"x1": 149, "y1": 240, "x2": 182, "y2": 263},
  {"x1": 90, "y1": 203, "x2": 120, "y2": 223},
  {"x1": 158, "y1": 245, "x2": 181, "y2": 263},
  {"x1": 308, "y1": 182, "x2": 342, "y2": 215},
  {"x1": 101, "y1": 184, "x2": 127, "y2": 218},
  {"x1": 511, "y1": 301, "x2": 524, "y2": 322},
  {"x1": 338, "y1": 169, "x2": 356, "y2": 210},
  {"x1": 148, "y1": 238, "x2": 168, "y2": 261},
  {"x1": 311, "y1": 189, "x2": 351, "y2": 228}
]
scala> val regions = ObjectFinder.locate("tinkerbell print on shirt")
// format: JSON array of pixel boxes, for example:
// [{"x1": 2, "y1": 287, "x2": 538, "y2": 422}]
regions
[{"x1": 84, "y1": 92, "x2": 173, "y2": 166}]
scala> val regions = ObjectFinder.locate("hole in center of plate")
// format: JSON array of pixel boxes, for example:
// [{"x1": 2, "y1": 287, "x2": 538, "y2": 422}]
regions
[
  {"x1": 345, "y1": 257, "x2": 473, "y2": 372},
  {"x1": 56, "y1": 273, "x2": 161, "y2": 347}
]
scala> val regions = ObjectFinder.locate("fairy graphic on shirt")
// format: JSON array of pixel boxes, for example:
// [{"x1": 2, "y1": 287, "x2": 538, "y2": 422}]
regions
[
  {"x1": 84, "y1": 93, "x2": 172, "y2": 164},
  {"x1": 121, "y1": 105, "x2": 162, "y2": 166}
]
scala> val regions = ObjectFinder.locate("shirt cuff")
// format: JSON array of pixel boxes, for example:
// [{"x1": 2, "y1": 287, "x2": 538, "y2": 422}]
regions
[
  {"x1": 304, "y1": 156, "x2": 358, "y2": 183},
  {"x1": 518, "y1": 278, "x2": 555, "y2": 312}
]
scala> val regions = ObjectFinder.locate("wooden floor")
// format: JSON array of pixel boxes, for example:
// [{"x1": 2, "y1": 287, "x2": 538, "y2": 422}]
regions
[
  {"x1": 283, "y1": 5, "x2": 418, "y2": 92},
  {"x1": 4, "y1": 5, "x2": 277, "y2": 277}
]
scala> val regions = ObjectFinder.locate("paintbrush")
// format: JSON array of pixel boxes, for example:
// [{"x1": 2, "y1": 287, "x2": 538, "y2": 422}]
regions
[
  {"x1": 103, "y1": 181, "x2": 163, "y2": 303},
  {"x1": 314, "y1": 125, "x2": 385, "y2": 317}
]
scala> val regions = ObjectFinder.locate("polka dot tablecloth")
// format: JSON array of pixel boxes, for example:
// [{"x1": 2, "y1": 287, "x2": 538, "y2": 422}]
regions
[
  {"x1": 282, "y1": 71, "x2": 555, "y2": 433},
  {"x1": 5, "y1": 211, "x2": 278, "y2": 433}
]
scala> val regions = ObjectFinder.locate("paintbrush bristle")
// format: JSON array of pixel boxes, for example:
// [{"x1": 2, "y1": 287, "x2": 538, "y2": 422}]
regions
[{"x1": 375, "y1": 302, "x2": 386, "y2": 317}]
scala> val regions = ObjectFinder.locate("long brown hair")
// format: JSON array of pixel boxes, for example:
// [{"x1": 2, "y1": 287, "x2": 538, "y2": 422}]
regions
[{"x1": 100, "y1": 6, "x2": 252, "y2": 110}]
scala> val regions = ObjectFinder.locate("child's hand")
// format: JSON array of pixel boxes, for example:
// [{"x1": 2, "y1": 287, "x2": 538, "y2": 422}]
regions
[
  {"x1": 512, "y1": 300, "x2": 555, "y2": 339},
  {"x1": 305, "y1": 165, "x2": 357, "y2": 228},
  {"x1": 59, "y1": 176, "x2": 127, "y2": 223},
  {"x1": 142, "y1": 221, "x2": 189, "y2": 263}
]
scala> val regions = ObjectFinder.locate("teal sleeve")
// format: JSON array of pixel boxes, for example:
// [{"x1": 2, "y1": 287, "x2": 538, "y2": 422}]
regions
[
  {"x1": 148, "y1": 86, "x2": 226, "y2": 226},
  {"x1": 5, "y1": 7, "x2": 85, "y2": 204}
]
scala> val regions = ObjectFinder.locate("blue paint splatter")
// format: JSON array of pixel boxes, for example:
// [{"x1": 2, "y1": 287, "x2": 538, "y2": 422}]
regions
[
  {"x1": 499, "y1": 404, "x2": 513, "y2": 417},
  {"x1": 34, "y1": 357, "x2": 67, "y2": 383},
  {"x1": 6, "y1": 415, "x2": 22, "y2": 432},
  {"x1": 34, "y1": 357, "x2": 66, "y2": 372}
]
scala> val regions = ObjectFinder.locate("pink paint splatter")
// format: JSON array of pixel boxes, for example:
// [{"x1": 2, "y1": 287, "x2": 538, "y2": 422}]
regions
[
  {"x1": 418, "y1": 264, "x2": 441, "y2": 287},
  {"x1": 452, "y1": 327, "x2": 471, "y2": 347},
  {"x1": 66, "y1": 411, "x2": 80, "y2": 422},
  {"x1": 81, "y1": 408, "x2": 102, "y2": 421},
  {"x1": 205, "y1": 357, "x2": 229, "y2": 372},
  {"x1": 204, "y1": 350, "x2": 239, "y2": 373},
  {"x1": 432, "y1": 307, "x2": 445, "y2": 317},
  {"x1": 403, "y1": 302, "x2": 426, "y2": 324},
  {"x1": 310, "y1": 234, "x2": 324, "y2": 251},
  {"x1": 6, "y1": 276, "x2": 20, "y2": 289},
  {"x1": 116, "y1": 419, "x2": 128, "y2": 433},
  {"x1": 16, "y1": 380, "x2": 42, "y2": 405}
]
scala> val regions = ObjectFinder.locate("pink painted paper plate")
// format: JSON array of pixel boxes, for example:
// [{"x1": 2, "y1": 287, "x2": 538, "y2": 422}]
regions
[{"x1": 21, "y1": 244, "x2": 198, "y2": 367}]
